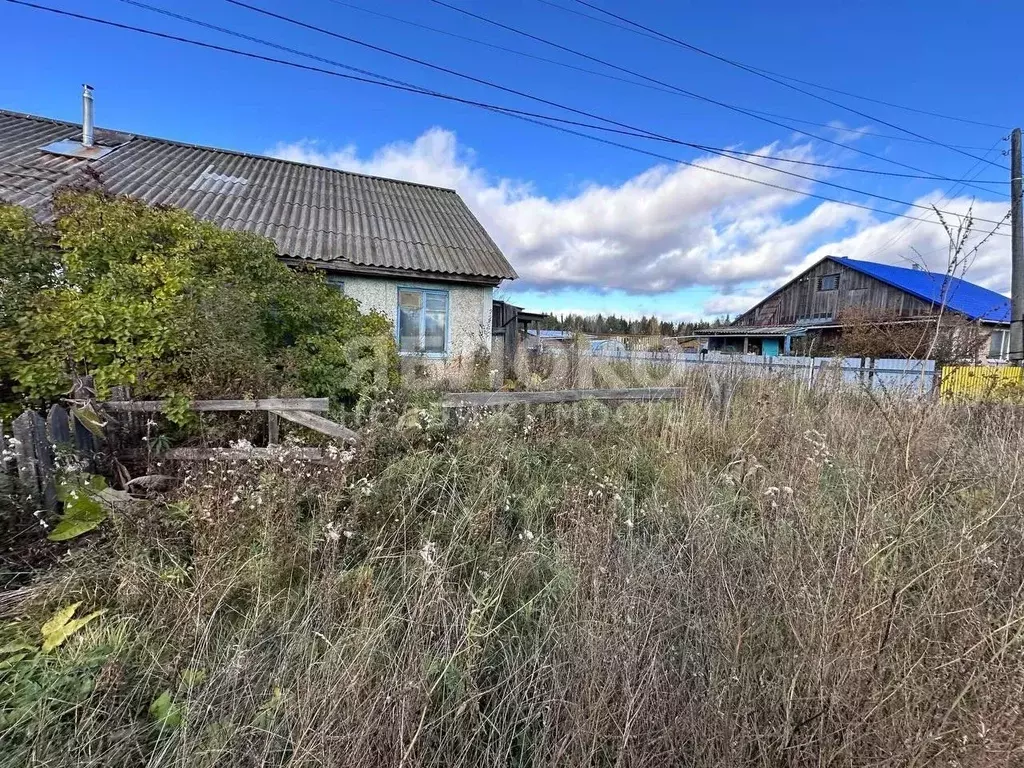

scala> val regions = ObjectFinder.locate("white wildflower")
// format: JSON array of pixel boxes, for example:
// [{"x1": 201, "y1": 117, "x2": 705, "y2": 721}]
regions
[{"x1": 419, "y1": 541, "x2": 438, "y2": 567}]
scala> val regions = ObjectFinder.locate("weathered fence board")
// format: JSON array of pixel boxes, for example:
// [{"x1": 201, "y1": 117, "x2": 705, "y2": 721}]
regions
[
  {"x1": 270, "y1": 409, "x2": 359, "y2": 443},
  {"x1": 12, "y1": 411, "x2": 57, "y2": 511},
  {"x1": 47, "y1": 404, "x2": 72, "y2": 446},
  {"x1": 442, "y1": 387, "x2": 689, "y2": 409},
  {"x1": 102, "y1": 397, "x2": 330, "y2": 413},
  {"x1": 165, "y1": 447, "x2": 327, "y2": 462}
]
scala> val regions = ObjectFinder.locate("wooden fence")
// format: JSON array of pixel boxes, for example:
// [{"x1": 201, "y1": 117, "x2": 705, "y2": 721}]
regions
[
  {"x1": 441, "y1": 387, "x2": 689, "y2": 409},
  {"x1": 4, "y1": 396, "x2": 358, "y2": 511}
]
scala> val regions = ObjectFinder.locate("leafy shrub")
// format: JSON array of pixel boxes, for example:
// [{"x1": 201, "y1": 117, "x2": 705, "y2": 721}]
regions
[{"x1": 0, "y1": 190, "x2": 398, "y2": 416}]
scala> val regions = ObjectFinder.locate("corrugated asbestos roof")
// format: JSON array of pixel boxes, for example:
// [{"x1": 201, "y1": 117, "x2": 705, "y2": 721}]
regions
[
  {"x1": 833, "y1": 256, "x2": 1009, "y2": 323},
  {"x1": 0, "y1": 109, "x2": 517, "y2": 282}
]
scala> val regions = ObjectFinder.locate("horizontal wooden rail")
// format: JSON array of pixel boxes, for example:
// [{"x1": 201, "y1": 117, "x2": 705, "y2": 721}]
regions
[
  {"x1": 441, "y1": 387, "x2": 689, "y2": 409},
  {"x1": 165, "y1": 447, "x2": 328, "y2": 462},
  {"x1": 270, "y1": 409, "x2": 359, "y2": 443},
  {"x1": 102, "y1": 397, "x2": 330, "y2": 413}
]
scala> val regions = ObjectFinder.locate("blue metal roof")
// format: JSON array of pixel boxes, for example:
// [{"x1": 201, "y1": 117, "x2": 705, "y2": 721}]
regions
[{"x1": 832, "y1": 256, "x2": 1009, "y2": 323}]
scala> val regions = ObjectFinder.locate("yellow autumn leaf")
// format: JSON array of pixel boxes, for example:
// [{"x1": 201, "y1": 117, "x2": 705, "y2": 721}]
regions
[{"x1": 40, "y1": 602, "x2": 106, "y2": 653}]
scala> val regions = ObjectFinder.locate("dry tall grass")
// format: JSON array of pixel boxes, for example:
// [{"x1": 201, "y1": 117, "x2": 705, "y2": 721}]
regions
[{"x1": 3, "y1": 377, "x2": 1024, "y2": 766}]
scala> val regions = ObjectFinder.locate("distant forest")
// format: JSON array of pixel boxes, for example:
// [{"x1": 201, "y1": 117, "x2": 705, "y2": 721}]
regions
[{"x1": 537, "y1": 313, "x2": 732, "y2": 337}]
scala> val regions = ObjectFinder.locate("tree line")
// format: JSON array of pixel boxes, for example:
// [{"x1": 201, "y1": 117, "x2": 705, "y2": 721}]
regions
[{"x1": 536, "y1": 312, "x2": 731, "y2": 337}]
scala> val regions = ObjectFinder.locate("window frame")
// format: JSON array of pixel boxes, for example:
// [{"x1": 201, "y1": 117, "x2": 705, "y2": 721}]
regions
[
  {"x1": 396, "y1": 286, "x2": 450, "y2": 357},
  {"x1": 325, "y1": 274, "x2": 345, "y2": 294},
  {"x1": 817, "y1": 273, "x2": 840, "y2": 292},
  {"x1": 988, "y1": 329, "x2": 1009, "y2": 360}
]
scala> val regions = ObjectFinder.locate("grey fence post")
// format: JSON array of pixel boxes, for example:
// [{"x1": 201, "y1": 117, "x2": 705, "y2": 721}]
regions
[{"x1": 12, "y1": 411, "x2": 57, "y2": 511}]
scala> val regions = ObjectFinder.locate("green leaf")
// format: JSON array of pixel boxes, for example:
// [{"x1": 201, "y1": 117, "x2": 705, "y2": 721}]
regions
[
  {"x1": 180, "y1": 667, "x2": 207, "y2": 687},
  {"x1": 71, "y1": 403, "x2": 106, "y2": 439},
  {"x1": 0, "y1": 652, "x2": 28, "y2": 669},
  {"x1": 48, "y1": 491, "x2": 107, "y2": 541},
  {"x1": 150, "y1": 690, "x2": 183, "y2": 728},
  {"x1": 40, "y1": 602, "x2": 105, "y2": 653},
  {"x1": 49, "y1": 473, "x2": 123, "y2": 541},
  {"x1": 0, "y1": 641, "x2": 35, "y2": 655}
]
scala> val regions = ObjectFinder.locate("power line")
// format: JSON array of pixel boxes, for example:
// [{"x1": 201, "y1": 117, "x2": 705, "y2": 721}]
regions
[
  {"x1": 126, "y1": 2, "x2": 1008, "y2": 187},
  {"x1": 862, "y1": 136, "x2": 1010, "y2": 263},
  {"x1": 325, "y1": 0, "x2": 1006, "y2": 155},
  {"x1": 537, "y1": 0, "x2": 1011, "y2": 132},
  {"x1": 425, "y1": 0, "x2": 1005, "y2": 197},
  {"x1": 223, "y1": 0, "x2": 1012, "y2": 217},
  {"x1": 116, "y1": 2, "x2": 1005, "y2": 186},
  {"x1": 3, "y1": 0, "x2": 1011, "y2": 235},
  {"x1": 568, "y1": 0, "x2": 1006, "y2": 168}
]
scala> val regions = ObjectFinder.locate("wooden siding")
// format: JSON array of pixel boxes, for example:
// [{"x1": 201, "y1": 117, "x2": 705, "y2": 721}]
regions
[{"x1": 736, "y1": 259, "x2": 935, "y2": 327}]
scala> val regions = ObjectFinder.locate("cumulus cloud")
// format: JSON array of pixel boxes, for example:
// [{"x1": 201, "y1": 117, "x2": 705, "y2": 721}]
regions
[{"x1": 269, "y1": 128, "x2": 1011, "y2": 316}]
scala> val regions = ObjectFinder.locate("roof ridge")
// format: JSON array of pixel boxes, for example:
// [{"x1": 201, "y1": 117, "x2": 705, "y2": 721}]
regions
[
  {"x1": 833, "y1": 254, "x2": 1003, "y2": 294},
  {"x1": 829, "y1": 254, "x2": 1008, "y2": 323},
  {"x1": 0, "y1": 107, "x2": 460, "y2": 195}
]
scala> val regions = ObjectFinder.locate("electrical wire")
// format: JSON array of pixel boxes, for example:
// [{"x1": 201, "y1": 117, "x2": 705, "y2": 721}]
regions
[
  {"x1": 2, "y1": 0, "x2": 1011, "y2": 234},
  {"x1": 125, "y1": 0, "x2": 1008, "y2": 186},
  {"x1": 324, "y1": 0, "x2": 1005, "y2": 154},
  {"x1": 536, "y1": 0, "x2": 1011, "y2": 132},
  {"x1": 862, "y1": 136, "x2": 1009, "y2": 264},
  {"x1": 222, "y1": 0, "x2": 1013, "y2": 215},
  {"x1": 425, "y1": 0, "x2": 1005, "y2": 197},
  {"x1": 568, "y1": 0, "x2": 1007, "y2": 167}
]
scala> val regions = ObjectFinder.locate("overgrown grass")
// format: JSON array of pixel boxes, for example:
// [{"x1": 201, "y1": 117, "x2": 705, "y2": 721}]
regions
[{"x1": 3, "y1": 378, "x2": 1024, "y2": 766}]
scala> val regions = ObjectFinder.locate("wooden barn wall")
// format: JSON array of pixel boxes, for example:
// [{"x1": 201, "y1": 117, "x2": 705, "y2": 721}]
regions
[{"x1": 736, "y1": 261, "x2": 934, "y2": 327}]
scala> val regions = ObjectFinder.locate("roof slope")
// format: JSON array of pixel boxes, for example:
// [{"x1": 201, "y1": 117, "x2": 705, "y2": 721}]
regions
[
  {"x1": 832, "y1": 256, "x2": 1009, "y2": 323},
  {"x1": 0, "y1": 109, "x2": 516, "y2": 282}
]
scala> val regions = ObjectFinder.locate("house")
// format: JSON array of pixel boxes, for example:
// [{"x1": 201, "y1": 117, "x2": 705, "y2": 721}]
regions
[
  {"x1": 697, "y1": 255, "x2": 1010, "y2": 360},
  {"x1": 0, "y1": 94, "x2": 518, "y2": 378}
]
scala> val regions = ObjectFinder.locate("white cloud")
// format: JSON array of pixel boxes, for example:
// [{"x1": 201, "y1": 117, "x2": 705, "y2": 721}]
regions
[{"x1": 269, "y1": 129, "x2": 1011, "y2": 316}]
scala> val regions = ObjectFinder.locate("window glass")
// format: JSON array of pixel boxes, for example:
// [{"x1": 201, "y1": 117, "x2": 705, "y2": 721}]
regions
[
  {"x1": 424, "y1": 292, "x2": 447, "y2": 353},
  {"x1": 989, "y1": 330, "x2": 1007, "y2": 359},
  {"x1": 818, "y1": 274, "x2": 840, "y2": 291},
  {"x1": 398, "y1": 289, "x2": 423, "y2": 353},
  {"x1": 397, "y1": 288, "x2": 448, "y2": 354},
  {"x1": 325, "y1": 274, "x2": 345, "y2": 293}
]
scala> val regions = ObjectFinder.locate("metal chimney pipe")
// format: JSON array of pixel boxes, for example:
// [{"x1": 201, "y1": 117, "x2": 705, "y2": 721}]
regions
[{"x1": 82, "y1": 84, "x2": 94, "y2": 147}]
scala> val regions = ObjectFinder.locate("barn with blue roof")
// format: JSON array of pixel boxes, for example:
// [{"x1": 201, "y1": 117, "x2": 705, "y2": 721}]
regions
[{"x1": 696, "y1": 255, "x2": 1010, "y2": 359}]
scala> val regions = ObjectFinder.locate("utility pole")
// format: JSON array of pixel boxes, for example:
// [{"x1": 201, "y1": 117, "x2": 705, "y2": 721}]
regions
[{"x1": 1010, "y1": 128, "x2": 1023, "y2": 363}]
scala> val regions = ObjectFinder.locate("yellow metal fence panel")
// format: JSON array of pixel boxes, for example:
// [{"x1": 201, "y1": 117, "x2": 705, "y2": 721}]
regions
[{"x1": 941, "y1": 365, "x2": 1024, "y2": 401}]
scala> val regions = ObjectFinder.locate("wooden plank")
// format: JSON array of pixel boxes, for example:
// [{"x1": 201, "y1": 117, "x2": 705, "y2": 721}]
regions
[
  {"x1": 270, "y1": 409, "x2": 360, "y2": 443},
  {"x1": 47, "y1": 404, "x2": 72, "y2": 446},
  {"x1": 441, "y1": 387, "x2": 689, "y2": 409},
  {"x1": 12, "y1": 411, "x2": 57, "y2": 511},
  {"x1": 103, "y1": 397, "x2": 330, "y2": 413},
  {"x1": 165, "y1": 446, "x2": 326, "y2": 462},
  {"x1": 267, "y1": 412, "x2": 280, "y2": 445},
  {"x1": 12, "y1": 412, "x2": 40, "y2": 503}
]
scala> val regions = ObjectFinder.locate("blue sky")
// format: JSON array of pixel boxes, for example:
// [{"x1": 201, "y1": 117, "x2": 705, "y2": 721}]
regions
[{"x1": 1, "y1": 0, "x2": 1019, "y2": 320}]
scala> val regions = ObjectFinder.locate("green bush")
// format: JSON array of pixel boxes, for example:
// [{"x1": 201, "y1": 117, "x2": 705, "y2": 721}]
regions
[{"x1": 0, "y1": 190, "x2": 398, "y2": 416}]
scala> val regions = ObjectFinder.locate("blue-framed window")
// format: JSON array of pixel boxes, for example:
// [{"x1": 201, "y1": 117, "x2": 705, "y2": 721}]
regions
[
  {"x1": 397, "y1": 287, "x2": 449, "y2": 355},
  {"x1": 325, "y1": 274, "x2": 345, "y2": 294}
]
